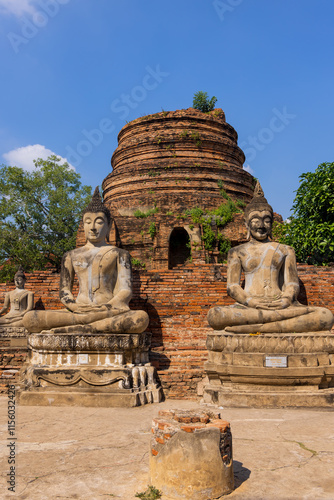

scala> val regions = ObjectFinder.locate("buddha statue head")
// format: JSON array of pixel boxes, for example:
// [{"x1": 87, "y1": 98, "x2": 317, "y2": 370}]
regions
[
  {"x1": 14, "y1": 266, "x2": 26, "y2": 289},
  {"x1": 244, "y1": 182, "x2": 274, "y2": 241},
  {"x1": 82, "y1": 187, "x2": 112, "y2": 245}
]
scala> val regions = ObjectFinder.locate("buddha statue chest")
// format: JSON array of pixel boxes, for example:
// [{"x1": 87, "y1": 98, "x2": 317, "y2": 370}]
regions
[{"x1": 72, "y1": 247, "x2": 120, "y2": 305}]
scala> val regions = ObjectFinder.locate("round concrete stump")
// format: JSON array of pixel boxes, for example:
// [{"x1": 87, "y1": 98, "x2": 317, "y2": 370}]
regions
[{"x1": 149, "y1": 409, "x2": 234, "y2": 499}]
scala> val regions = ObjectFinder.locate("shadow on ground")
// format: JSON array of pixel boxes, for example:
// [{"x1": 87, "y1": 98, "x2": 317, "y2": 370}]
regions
[{"x1": 233, "y1": 460, "x2": 251, "y2": 489}]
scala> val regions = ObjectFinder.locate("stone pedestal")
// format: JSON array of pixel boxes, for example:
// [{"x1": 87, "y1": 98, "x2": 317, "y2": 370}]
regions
[
  {"x1": 149, "y1": 409, "x2": 234, "y2": 499},
  {"x1": 18, "y1": 330, "x2": 162, "y2": 407},
  {"x1": 203, "y1": 331, "x2": 334, "y2": 408}
]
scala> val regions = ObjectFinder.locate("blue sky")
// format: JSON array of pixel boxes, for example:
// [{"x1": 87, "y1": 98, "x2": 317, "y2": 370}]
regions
[{"x1": 0, "y1": 0, "x2": 333, "y2": 219}]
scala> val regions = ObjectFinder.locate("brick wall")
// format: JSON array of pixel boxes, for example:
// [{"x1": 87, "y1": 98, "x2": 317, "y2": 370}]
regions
[{"x1": 0, "y1": 264, "x2": 333, "y2": 397}]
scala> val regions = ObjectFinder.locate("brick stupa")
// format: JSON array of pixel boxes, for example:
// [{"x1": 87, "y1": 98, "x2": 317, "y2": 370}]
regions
[{"x1": 78, "y1": 108, "x2": 276, "y2": 269}]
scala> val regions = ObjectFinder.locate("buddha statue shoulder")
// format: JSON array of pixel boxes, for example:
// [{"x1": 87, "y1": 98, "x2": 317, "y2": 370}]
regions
[{"x1": 208, "y1": 183, "x2": 334, "y2": 334}]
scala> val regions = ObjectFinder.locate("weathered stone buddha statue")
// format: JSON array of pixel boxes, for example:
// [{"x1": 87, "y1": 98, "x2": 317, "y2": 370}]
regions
[
  {"x1": 0, "y1": 267, "x2": 34, "y2": 327},
  {"x1": 23, "y1": 187, "x2": 149, "y2": 334},
  {"x1": 208, "y1": 183, "x2": 334, "y2": 334},
  {"x1": 19, "y1": 188, "x2": 161, "y2": 407}
]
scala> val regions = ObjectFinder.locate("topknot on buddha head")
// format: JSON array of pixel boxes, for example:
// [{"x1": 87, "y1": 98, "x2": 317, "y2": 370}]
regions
[
  {"x1": 244, "y1": 181, "x2": 273, "y2": 224},
  {"x1": 82, "y1": 186, "x2": 112, "y2": 225}
]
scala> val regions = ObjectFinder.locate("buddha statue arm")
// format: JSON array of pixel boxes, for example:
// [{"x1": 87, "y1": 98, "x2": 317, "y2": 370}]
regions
[
  {"x1": 0, "y1": 293, "x2": 10, "y2": 315},
  {"x1": 283, "y1": 246, "x2": 300, "y2": 298},
  {"x1": 106, "y1": 250, "x2": 132, "y2": 313},
  {"x1": 59, "y1": 252, "x2": 77, "y2": 311},
  {"x1": 25, "y1": 291, "x2": 34, "y2": 313},
  {"x1": 226, "y1": 248, "x2": 251, "y2": 306}
]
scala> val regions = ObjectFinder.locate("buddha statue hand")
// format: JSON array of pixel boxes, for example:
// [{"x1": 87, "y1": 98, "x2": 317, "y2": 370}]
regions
[
  {"x1": 64, "y1": 302, "x2": 130, "y2": 316},
  {"x1": 246, "y1": 296, "x2": 291, "y2": 310},
  {"x1": 107, "y1": 295, "x2": 130, "y2": 313}
]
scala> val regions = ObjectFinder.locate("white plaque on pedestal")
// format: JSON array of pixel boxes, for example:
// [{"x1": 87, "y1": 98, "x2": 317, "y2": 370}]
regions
[
  {"x1": 265, "y1": 356, "x2": 287, "y2": 368},
  {"x1": 78, "y1": 354, "x2": 89, "y2": 364}
]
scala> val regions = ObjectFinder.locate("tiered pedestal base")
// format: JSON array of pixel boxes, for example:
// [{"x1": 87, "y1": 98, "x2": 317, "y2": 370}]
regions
[
  {"x1": 18, "y1": 330, "x2": 162, "y2": 407},
  {"x1": 203, "y1": 331, "x2": 334, "y2": 408}
]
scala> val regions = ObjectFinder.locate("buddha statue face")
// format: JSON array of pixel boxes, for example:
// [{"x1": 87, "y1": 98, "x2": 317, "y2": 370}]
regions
[
  {"x1": 83, "y1": 211, "x2": 110, "y2": 245},
  {"x1": 14, "y1": 275, "x2": 25, "y2": 289},
  {"x1": 247, "y1": 210, "x2": 272, "y2": 241}
]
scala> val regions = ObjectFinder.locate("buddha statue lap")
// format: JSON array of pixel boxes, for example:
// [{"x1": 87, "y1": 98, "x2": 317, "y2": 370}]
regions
[{"x1": 207, "y1": 183, "x2": 334, "y2": 334}]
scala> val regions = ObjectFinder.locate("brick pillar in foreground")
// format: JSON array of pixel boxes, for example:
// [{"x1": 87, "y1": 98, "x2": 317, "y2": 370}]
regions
[{"x1": 150, "y1": 409, "x2": 234, "y2": 499}]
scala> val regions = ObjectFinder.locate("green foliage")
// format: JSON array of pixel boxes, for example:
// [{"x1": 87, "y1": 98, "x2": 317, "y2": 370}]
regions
[
  {"x1": 134, "y1": 207, "x2": 159, "y2": 218},
  {"x1": 148, "y1": 222, "x2": 157, "y2": 239},
  {"x1": 202, "y1": 224, "x2": 216, "y2": 250},
  {"x1": 135, "y1": 485, "x2": 162, "y2": 499},
  {"x1": 131, "y1": 258, "x2": 146, "y2": 269},
  {"x1": 192, "y1": 91, "x2": 217, "y2": 113},
  {"x1": 189, "y1": 131, "x2": 201, "y2": 147},
  {"x1": 217, "y1": 233, "x2": 231, "y2": 256},
  {"x1": 277, "y1": 162, "x2": 334, "y2": 265},
  {"x1": 185, "y1": 189, "x2": 243, "y2": 253},
  {"x1": 185, "y1": 207, "x2": 204, "y2": 224},
  {"x1": 271, "y1": 220, "x2": 288, "y2": 242},
  {"x1": 0, "y1": 156, "x2": 92, "y2": 281},
  {"x1": 217, "y1": 179, "x2": 234, "y2": 202},
  {"x1": 236, "y1": 199, "x2": 246, "y2": 208},
  {"x1": 212, "y1": 199, "x2": 240, "y2": 226}
]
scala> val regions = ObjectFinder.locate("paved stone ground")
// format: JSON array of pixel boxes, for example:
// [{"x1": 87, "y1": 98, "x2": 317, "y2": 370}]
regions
[{"x1": 0, "y1": 396, "x2": 333, "y2": 499}]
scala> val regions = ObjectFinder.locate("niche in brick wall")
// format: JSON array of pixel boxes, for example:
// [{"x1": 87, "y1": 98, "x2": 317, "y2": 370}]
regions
[{"x1": 168, "y1": 227, "x2": 191, "y2": 269}]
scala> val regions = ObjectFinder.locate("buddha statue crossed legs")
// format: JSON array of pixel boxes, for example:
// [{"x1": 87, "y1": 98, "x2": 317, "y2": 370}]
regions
[
  {"x1": 23, "y1": 188, "x2": 149, "y2": 334},
  {"x1": 208, "y1": 183, "x2": 334, "y2": 334}
]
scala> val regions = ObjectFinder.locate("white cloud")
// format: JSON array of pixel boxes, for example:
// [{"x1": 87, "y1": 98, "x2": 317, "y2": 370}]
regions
[
  {"x1": 243, "y1": 164, "x2": 254, "y2": 174},
  {"x1": 0, "y1": 0, "x2": 38, "y2": 17},
  {"x1": 3, "y1": 144, "x2": 75, "y2": 171}
]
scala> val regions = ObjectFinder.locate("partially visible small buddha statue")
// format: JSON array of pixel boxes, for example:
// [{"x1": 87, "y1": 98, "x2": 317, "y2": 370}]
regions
[
  {"x1": 0, "y1": 267, "x2": 34, "y2": 327},
  {"x1": 23, "y1": 188, "x2": 149, "y2": 334},
  {"x1": 208, "y1": 183, "x2": 334, "y2": 334}
]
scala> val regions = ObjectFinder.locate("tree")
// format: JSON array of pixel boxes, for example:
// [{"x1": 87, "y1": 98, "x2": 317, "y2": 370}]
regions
[
  {"x1": 275, "y1": 162, "x2": 334, "y2": 265},
  {"x1": 192, "y1": 91, "x2": 217, "y2": 112},
  {"x1": 0, "y1": 155, "x2": 92, "y2": 281}
]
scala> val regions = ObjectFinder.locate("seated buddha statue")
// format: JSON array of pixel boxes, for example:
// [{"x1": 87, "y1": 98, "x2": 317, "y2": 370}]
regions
[
  {"x1": 23, "y1": 187, "x2": 149, "y2": 334},
  {"x1": 0, "y1": 267, "x2": 34, "y2": 327},
  {"x1": 207, "y1": 183, "x2": 334, "y2": 334}
]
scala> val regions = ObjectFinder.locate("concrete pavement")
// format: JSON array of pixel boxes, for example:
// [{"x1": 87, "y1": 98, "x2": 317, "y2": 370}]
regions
[{"x1": 1, "y1": 397, "x2": 334, "y2": 499}]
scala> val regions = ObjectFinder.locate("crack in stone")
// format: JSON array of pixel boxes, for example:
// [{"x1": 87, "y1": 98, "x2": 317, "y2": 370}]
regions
[
  {"x1": 254, "y1": 455, "x2": 315, "y2": 472},
  {"x1": 276, "y1": 421, "x2": 320, "y2": 456}
]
